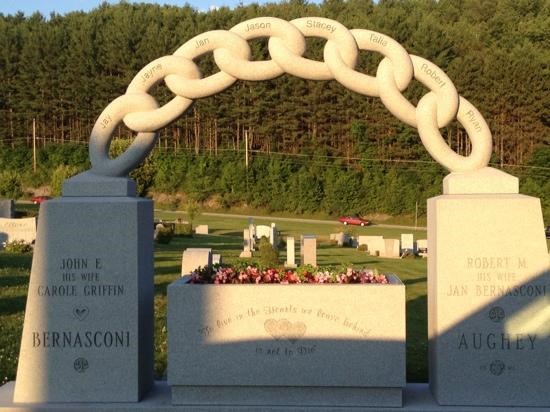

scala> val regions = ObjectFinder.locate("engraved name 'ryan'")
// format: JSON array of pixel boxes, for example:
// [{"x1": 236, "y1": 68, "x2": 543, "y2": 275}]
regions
[{"x1": 32, "y1": 330, "x2": 130, "y2": 348}]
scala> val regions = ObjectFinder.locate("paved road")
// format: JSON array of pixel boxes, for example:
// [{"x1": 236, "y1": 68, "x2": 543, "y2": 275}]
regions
[{"x1": 158, "y1": 210, "x2": 427, "y2": 231}]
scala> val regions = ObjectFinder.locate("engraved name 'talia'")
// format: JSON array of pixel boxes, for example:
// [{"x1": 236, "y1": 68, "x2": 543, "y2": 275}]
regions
[
  {"x1": 60, "y1": 257, "x2": 102, "y2": 270},
  {"x1": 458, "y1": 333, "x2": 536, "y2": 350},
  {"x1": 245, "y1": 21, "x2": 271, "y2": 31},
  {"x1": 306, "y1": 19, "x2": 337, "y2": 33},
  {"x1": 32, "y1": 330, "x2": 130, "y2": 348},
  {"x1": 369, "y1": 33, "x2": 387, "y2": 47}
]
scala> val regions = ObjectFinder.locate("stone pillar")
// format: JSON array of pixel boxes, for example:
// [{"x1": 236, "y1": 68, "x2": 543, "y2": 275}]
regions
[
  {"x1": 428, "y1": 168, "x2": 550, "y2": 407},
  {"x1": 14, "y1": 173, "x2": 154, "y2": 402}
]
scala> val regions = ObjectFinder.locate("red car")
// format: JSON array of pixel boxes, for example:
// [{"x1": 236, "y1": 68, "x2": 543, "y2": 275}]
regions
[
  {"x1": 338, "y1": 215, "x2": 370, "y2": 226},
  {"x1": 31, "y1": 196, "x2": 50, "y2": 204}
]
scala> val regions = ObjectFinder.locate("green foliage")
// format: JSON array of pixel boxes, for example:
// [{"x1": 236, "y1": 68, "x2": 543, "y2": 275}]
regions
[
  {"x1": 0, "y1": 1, "x2": 547, "y2": 220},
  {"x1": 185, "y1": 201, "x2": 200, "y2": 225},
  {"x1": 0, "y1": 171, "x2": 23, "y2": 199},
  {"x1": 3, "y1": 240, "x2": 33, "y2": 254},
  {"x1": 174, "y1": 222, "x2": 193, "y2": 237},
  {"x1": 49, "y1": 165, "x2": 79, "y2": 197},
  {"x1": 155, "y1": 225, "x2": 174, "y2": 244},
  {"x1": 257, "y1": 236, "x2": 279, "y2": 268}
]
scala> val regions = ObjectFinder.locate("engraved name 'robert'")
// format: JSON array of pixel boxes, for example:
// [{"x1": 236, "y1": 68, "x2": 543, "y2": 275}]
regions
[{"x1": 32, "y1": 330, "x2": 130, "y2": 348}]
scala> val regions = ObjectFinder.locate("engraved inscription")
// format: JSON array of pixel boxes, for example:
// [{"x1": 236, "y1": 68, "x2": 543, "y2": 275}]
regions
[
  {"x1": 464, "y1": 109, "x2": 482, "y2": 133},
  {"x1": 458, "y1": 333, "x2": 536, "y2": 350},
  {"x1": 100, "y1": 115, "x2": 112, "y2": 130},
  {"x1": 73, "y1": 357, "x2": 89, "y2": 373},
  {"x1": 245, "y1": 21, "x2": 271, "y2": 32},
  {"x1": 32, "y1": 330, "x2": 130, "y2": 348},
  {"x1": 369, "y1": 32, "x2": 387, "y2": 47},
  {"x1": 195, "y1": 37, "x2": 209, "y2": 48},
  {"x1": 420, "y1": 63, "x2": 446, "y2": 88},
  {"x1": 306, "y1": 19, "x2": 337, "y2": 33},
  {"x1": 140, "y1": 63, "x2": 162, "y2": 84}
]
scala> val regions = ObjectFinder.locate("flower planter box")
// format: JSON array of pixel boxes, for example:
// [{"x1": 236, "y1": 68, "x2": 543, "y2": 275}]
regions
[{"x1": 167, "y1": 274, "x2": 405, "y2": 407}]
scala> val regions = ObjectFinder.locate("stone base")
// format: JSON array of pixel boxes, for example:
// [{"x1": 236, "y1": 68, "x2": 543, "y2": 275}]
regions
[
  {"x1": 2, "y1": 381, "x2": 550, "y2": 411},
  {"x1": 172, "y1": 385, "x2": 400, "y2": 407}
]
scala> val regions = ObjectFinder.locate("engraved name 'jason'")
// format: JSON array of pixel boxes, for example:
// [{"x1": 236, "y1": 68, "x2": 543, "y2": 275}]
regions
[
  {"x1": 306, "y1": 19, "x2": 337, "y2": 33},
  {"x1": 458, "y1": 333, "x2": 536, "y2": 350},
  {"x1": 245, "y1": 22, "x2": 271, "y2": 31}
]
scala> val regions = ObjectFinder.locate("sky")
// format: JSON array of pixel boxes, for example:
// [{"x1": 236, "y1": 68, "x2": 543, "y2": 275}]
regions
[{"x1": 1, "y1": 0, "x2": 322, "y2": 16}]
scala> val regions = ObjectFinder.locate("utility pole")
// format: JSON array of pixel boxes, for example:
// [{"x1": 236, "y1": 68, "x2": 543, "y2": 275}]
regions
[
  {"x1": 33, "y1": 118, "x2": 37, "y2": 173},
  {"x1": 244, "y1": 129, "x2": 249, "y2": 169},
  {"x1": 414, "y1": 201, "x2": 418, "y2": 230}
]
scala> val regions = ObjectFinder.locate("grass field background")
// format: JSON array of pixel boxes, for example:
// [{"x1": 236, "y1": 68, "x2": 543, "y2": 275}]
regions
[{"x1": 1, "y1": 205, "x2": 430, "y2": 385}]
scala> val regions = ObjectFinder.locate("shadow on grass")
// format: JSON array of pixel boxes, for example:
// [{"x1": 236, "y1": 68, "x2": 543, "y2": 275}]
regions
[
  {"x1": 406, "y1": 293, "x2": 428, "y2": 383},
  {"x1": 0, "y1": 295, "x2": 26, "y2": 315},
  {"x1": 0, "y1": 275, "x2": 29, "y2": 288}
]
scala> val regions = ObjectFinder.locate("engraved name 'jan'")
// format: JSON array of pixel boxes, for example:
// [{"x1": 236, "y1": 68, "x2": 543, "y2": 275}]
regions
[
  {"x1": 458, "y1": 333, "x2": 536, "y2": 350},
  {"x1": 32, "y1": 330, "x2": 130, "y2": 348},
  {"x1": 306, "y1": 19, "x2": 337, "y2": 33}
]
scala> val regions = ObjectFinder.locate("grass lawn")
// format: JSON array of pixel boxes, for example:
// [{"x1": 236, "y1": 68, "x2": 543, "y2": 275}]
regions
[{"x1": 1, "y1": 207, "x2": 430, "y2": 385}]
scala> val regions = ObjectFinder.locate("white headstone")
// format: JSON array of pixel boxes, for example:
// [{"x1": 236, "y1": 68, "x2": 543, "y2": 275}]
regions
[
  {"x1": 383, "y1": 238, "x2": 400, "y2": 258},
  {"x1": 285, "y1": 236, "x2": 296, "y2": 267},
  {"x1": 302, "y1": 235, "x2": 317, "y2": 266},
  {"x1": 194, "y1": 224, "x2": 208, "y2": 235},
  {"x1": 212, "y1": 254, "x2": 222, "y2": 265},
  {"x1": 255, "y1": 225, "x2": 271, "y2": 242},
  {"x1": 400, "y1": 233, "x2": 414, "y2": 253},
  {"x1": 358, "y1": 235, "x2": 385, "y2": 256},
  {"x1": 417, "y1": 239, "x2": 428, "y2": 256},
  {"x1": 181, "y1": 248, "x2": 212, "y2": 276},
  {"x1": 0, "y1": 217, "x2": 37, "y2": 245}
]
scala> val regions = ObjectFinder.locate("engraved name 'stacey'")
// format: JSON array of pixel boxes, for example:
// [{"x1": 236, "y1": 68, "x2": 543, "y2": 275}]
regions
[
  {"x1": 458, "y1": 333, "x2": 536, "y2": 350},
  {"x1": 32, "y1": 330, "x2": 130, "y2": 348},
  {"x1": 306, "y1": 19, "x2": 337, "y2": 33}
]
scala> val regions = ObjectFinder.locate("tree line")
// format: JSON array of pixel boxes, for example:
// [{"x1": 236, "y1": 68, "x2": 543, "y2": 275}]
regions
[{"x1": 0, "y1": 0, "x2": 548, "y2": 220}]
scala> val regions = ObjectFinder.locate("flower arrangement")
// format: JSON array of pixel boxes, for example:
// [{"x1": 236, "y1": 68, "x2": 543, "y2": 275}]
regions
[{"x1": 188, "y1": 264, "x2": 388, "y2": 285}]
